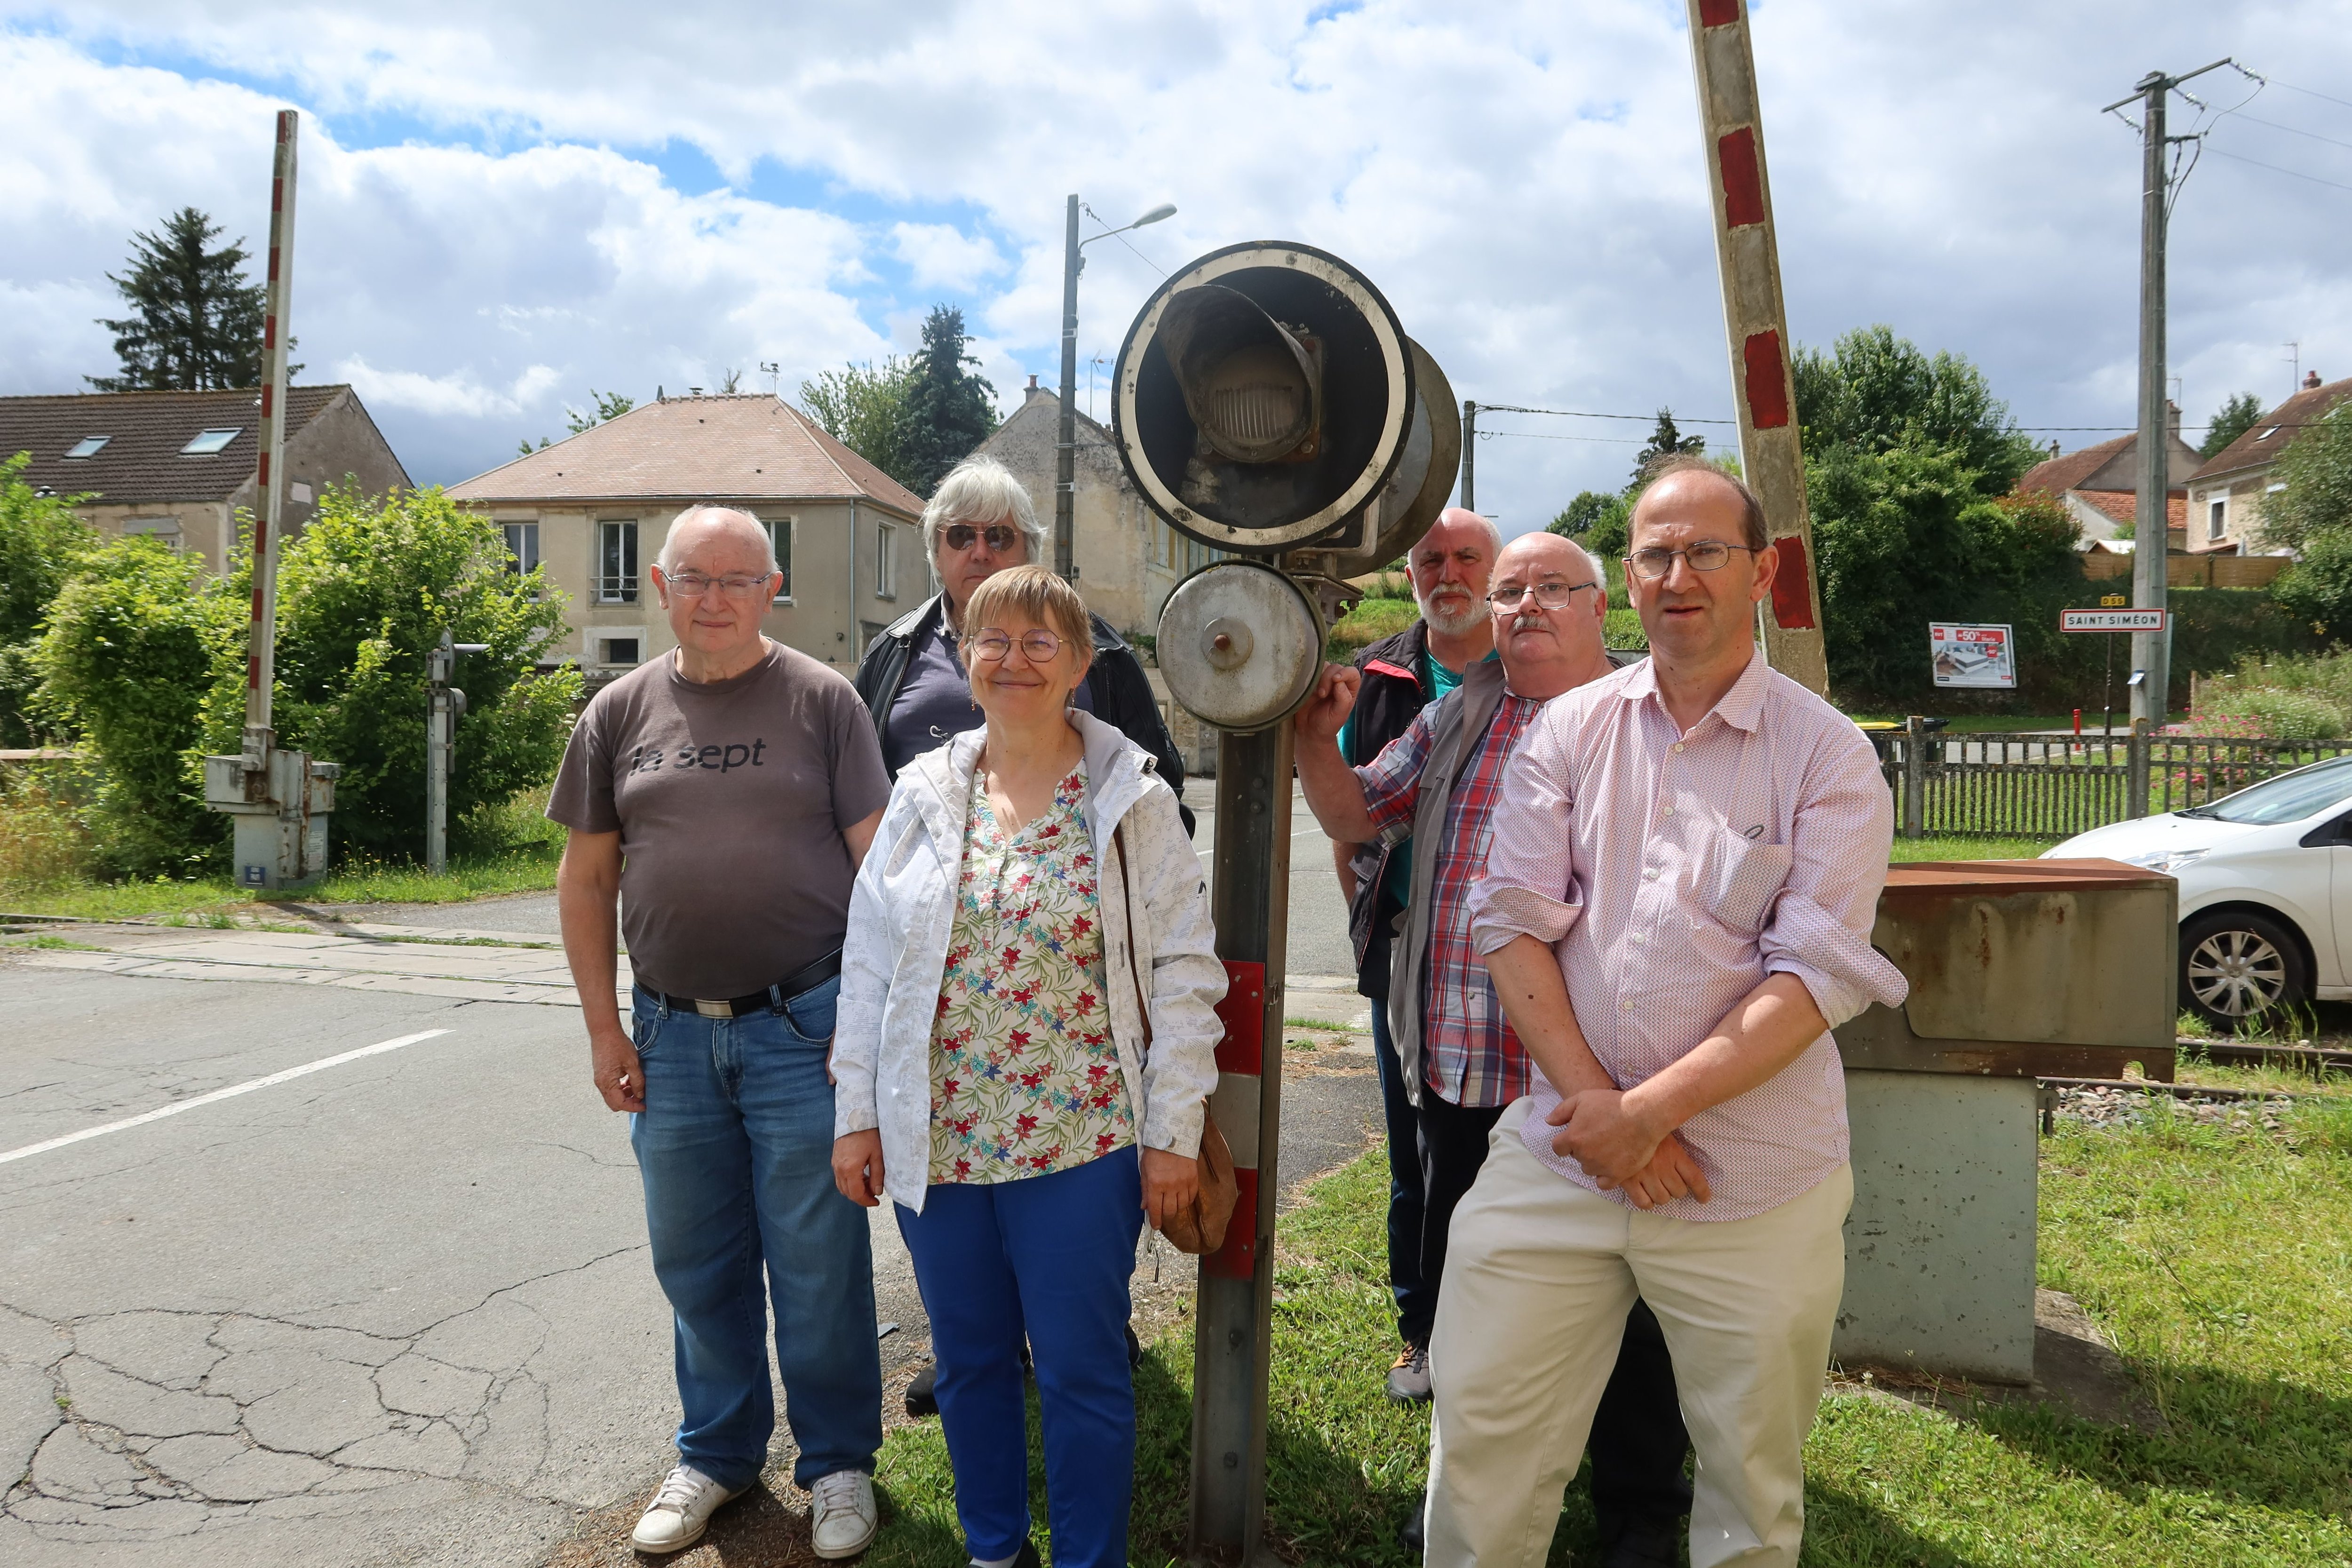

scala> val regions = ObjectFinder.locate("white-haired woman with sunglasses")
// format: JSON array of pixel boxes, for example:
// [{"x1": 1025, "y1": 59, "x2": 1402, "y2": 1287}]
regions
[
  {"x1": 852, "y1": 455, "x2": 1189, "y2": 816},
  {"x1": 833, "y1": 565, "x2": 1224, "y2": 1568}
]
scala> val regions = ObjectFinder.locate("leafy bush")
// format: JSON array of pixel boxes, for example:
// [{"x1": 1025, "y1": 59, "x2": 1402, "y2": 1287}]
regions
[
  {"x1": 30, "y1": 538, "x2": 233, "y2": 873},
  {"x1": 0, "y1": 769, "x2": 95, "y2": 893},
  {"x1": 194, "y1": 484, "x2": 581, "y2": 860},
  {"x1": 0, "y1": 452, "x2": 97, "y2": 745},
  {"x1": 2218, "y1": 687, "x2": 2345, "y2": 740}
]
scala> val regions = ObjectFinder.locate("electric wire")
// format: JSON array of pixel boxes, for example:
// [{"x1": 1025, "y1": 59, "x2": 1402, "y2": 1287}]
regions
[
  {"x1": 2201, "y1": 145, "x2": 2352, "y2": 193},
  {"x1": 1475, "y1": 402, "x2": 1735, "y2": 424},
  {"x1": 2229, "y1": 111, "x2": 2352, "y2": 153},
  {"x1": 1080, "y1": 203, "x2": 1168, "y2": 276}
]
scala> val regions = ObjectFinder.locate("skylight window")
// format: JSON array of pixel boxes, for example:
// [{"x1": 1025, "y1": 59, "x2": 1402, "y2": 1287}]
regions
[
  {"x1": 2260, "y1": 426, "x2": 2283, "y2": 440},
  {"x1": 181, "y1": 428, "x2": 243, "y2": 454},
  {"x1": 64, "y1": 436, "x2": 111, "y2": 459}
]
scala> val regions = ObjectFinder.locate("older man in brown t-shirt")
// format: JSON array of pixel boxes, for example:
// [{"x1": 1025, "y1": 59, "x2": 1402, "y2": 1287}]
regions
[{"x1": 550, "y1": 505, "x2": 889, "y2": 1560}]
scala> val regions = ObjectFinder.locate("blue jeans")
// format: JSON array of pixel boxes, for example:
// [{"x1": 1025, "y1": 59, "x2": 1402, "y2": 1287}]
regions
[
  {"x1": 896, "y1": 1146, "x2": 1144, "y2": 1568},
  {"x1": 1372, "y1": 1006, "x2": 1436, "y2": 1346},
  {"x1": 628, "y1": 980, "x2": 882, "y2": 1491}
]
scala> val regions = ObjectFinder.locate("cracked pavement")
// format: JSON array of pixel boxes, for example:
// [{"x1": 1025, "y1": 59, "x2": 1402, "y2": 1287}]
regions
[
  {"x1": 0, "y1": 968, "x2": 941, "y2": 1565},
  {"x1": 0, "y1": 811, "x2": 1383, "y2": 1565}
]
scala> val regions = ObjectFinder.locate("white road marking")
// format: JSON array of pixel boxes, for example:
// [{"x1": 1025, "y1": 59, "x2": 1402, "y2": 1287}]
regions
[{"x1": 0, "y1": 1029, "x2": 453, "y2": 1166}]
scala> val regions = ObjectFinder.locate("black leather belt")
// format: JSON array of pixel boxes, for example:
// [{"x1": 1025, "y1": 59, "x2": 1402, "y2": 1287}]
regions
[{"x1": 660, "y1": 949, "x2": 842, "y2": 1019}]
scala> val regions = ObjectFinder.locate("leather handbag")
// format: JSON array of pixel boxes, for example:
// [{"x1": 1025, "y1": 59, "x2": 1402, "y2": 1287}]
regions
[{"x1": 1114, "y1": 819, "x2": 1239, "y2": 1255}]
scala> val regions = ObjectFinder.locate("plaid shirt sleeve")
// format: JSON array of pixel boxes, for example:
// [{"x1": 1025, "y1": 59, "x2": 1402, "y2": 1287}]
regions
[{"x1": 1355, "y1": 701, "x2": 1442, "y2": 847}]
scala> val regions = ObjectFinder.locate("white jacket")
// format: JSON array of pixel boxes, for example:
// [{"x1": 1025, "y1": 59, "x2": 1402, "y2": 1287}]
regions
[{"x1": 833, "y1": 710, "x2": 1227, "y2": 1214}]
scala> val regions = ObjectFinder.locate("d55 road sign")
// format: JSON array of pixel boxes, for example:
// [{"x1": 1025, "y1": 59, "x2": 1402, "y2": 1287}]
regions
[{"x1": 2062, "y1": 608, "x2": 2168, "y2": 632}]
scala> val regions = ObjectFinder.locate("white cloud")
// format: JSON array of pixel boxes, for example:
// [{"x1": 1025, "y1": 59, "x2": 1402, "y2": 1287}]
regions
[
  {"x1": 1, "y1": 2, "x2": 2348, "y2": 529},
  {"x1": 890, "y1": 221, "x2": 1005, "y2": 291},
  {"x1": 335, "y1": 356, "x2": 562, "y2": 419}
]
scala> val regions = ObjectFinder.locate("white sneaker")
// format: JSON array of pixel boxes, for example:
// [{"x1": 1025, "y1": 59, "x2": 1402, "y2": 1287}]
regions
[
  {"x1": 810, "y1": 1468, "x2": 879, "y2": 1560},
  {"x1": 631, "y1": 1464, "x2": 743, "y2": 1555}
]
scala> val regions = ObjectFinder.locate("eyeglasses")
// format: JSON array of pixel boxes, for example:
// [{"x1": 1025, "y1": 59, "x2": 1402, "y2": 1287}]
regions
[
  {"x1": 942, "y1": 524, "x2": 1023, "y2": 554},
  {"x1": 967, "y1": 628, "x2": 1065, "y2": 663},
  {"x1": 1486, "y1": 580, "x2": 1596, "y2": 610},
  {"x1": 662, "y1": 570, "x2": 775, "y2": 598},
  {"x1": 1625, "y1": 541, "x2": 1759, "y2": 579}
]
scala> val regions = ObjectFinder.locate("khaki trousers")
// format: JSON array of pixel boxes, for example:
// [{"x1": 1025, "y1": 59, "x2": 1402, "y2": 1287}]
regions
[{"x1": 1425, "y1": 1100, "x2": 1851, "y2": 1568}]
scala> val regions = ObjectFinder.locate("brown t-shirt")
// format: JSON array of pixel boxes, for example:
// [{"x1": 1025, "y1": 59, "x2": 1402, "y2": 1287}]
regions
[{"x1": 547, "y1": 641, "x2": 890, "y2": 999}]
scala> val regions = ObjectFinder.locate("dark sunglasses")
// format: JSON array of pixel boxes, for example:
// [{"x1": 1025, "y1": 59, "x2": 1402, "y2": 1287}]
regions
[{"x1": 942, "y1": 524, "x2": 1023, "y2": 553}]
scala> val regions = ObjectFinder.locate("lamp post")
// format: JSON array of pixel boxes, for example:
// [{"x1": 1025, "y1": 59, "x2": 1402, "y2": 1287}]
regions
[{"x1": 1055, "y1": 197, "x2": 1176, "y2": 581}]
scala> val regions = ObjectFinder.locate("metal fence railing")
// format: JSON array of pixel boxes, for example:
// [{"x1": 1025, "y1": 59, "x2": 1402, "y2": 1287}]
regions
[{"x1": 1868, "y1": 723, "x2": 2352, "y2": 839}]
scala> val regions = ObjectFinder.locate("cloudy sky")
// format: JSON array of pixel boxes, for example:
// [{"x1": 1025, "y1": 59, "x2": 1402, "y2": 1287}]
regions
[{"x1": 3, "y1": 0, "x2": 2349, "y2": 534}]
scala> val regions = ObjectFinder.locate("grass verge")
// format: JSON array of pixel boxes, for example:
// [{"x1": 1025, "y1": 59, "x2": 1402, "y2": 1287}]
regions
[
  {"x1": 0, "y1": 845, "x2": 561, "y2": 923},
  {"x1": 865, "y1": 1103, "x2": 2352, "y2": 1567},
  {"x1": 1890, "y1": 834, "x2": 2063, "y2": 863}
]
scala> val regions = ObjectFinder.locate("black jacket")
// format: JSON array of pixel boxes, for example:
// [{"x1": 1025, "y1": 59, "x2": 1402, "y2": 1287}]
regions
[
  {"x1": 1340, "y1": 620, "x2": 1434, "y2": 1000},
  {"x1": 852, "y1": 591, "x2": 1190, "y2": 825}
]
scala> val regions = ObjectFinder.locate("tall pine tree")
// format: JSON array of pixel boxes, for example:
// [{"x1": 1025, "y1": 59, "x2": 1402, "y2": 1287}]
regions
[
  {"x1": 87, "y1": 208, "x2": 273, "y2": 392},
  {"x1": 898, "y1": 305, "x2": 1000, "y2": 496},
  {"x1": 1630, "y1": 408, "x2": 1706, "y2": 485}
]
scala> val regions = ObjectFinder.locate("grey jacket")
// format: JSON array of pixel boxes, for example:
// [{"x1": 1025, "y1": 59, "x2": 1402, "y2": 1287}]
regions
[{"x1": 1385, "y1": 655, "x2": 1512, "y2": 1109}]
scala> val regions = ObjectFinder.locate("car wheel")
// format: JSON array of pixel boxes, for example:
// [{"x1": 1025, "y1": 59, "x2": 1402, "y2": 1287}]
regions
[{"x1": 2179, "y1": 911, "x2": 2308, "y2": 1031}]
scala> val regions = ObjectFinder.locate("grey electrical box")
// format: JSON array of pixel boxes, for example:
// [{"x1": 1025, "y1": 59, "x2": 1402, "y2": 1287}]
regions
[{"x1": 203, "y1": 745, "x2": 341, "y2": 891}]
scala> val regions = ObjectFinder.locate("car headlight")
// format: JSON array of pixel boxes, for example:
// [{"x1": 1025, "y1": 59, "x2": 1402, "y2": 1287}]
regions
[{"x1": 2122, "y1": 848, "x2": 2208, "y2": 873}]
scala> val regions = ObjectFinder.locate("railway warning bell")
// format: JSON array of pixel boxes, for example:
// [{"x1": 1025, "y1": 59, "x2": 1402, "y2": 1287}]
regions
[{"x1": 1114, "y1": 241, "x2": 1461, "y2": 732}]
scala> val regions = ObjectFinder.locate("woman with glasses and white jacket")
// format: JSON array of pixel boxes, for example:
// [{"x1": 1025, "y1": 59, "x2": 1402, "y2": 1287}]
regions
[{"x1": 831, "y1": 565, "x2": 1225, "y2": 1568}]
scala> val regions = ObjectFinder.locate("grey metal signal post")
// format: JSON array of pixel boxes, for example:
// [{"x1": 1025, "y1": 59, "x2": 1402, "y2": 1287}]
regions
[
  {"x1": 425, "y1": 631, "x2": 490, "y2": 876},
  {"x1": 1111, "y1": 241, "x2": 1461, "y2": 1565},
  {"x1": 201, "y1": 109, "x2": 340, "y2": 889},
  {"x1": 1190, "y1": 724, "x2": 1292, "y2": 1560}
]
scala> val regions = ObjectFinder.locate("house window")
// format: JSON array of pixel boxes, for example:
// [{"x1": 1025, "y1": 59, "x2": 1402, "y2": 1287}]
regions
[
  {"x1": 600, "y1": 637, "x2": 641, "y2": 666},
  {"x1": 598, "y1": 520, "x2": 639, "y2": 603},
  {"x1": 875, "y1": 521, "x2": 898, "y2": 598},
  {"x1": 760, "y1": 517, "x2": 795, "y2": 601},
  {"x1": 122, "y1": 516, "x2": 181, "y2": 547},
  {"x1": 503, "y1": 522, "x2": 541, "y2": 575},
  {"x1": 181, "y1": 428, "x2": 242, "y2": 454},
  {"x1": 64, "y1": 436, "x2": 110, "y2": 459},
  {"x1": 2208, "y1": 500, "x2": 2226, "y2": 541}
]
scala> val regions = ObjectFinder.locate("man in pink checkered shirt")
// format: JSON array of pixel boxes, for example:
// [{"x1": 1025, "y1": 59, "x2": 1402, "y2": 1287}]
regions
[{"x1": 1427, "y1": 458, "x2": 1909, "y2": 1568}]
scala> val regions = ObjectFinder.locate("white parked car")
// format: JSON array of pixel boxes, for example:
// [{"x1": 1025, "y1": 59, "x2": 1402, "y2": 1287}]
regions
[{"x1": 2045, "y1": 754, "x2": 2352, "y2": 1028}]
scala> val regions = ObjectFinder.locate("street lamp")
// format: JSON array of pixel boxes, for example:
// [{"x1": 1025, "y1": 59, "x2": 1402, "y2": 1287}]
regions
[{"x1": 1055, "y1": 196, "x2": 1176, "y2": 580}]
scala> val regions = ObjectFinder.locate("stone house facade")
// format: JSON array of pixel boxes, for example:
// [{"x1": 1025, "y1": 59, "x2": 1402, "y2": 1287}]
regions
[{"x1": 2186, "y1": 372, "x2": 2351, "y2": 555}]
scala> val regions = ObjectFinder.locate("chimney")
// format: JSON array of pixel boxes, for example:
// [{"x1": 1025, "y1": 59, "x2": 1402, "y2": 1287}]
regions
[
  {"x1": 2165, "y1": 398, "x2": 2182, "y2": 438},
  {"x1": 2308, "y1": 370, "x2": 2324, "y2": 390},
  {"x1": 2048, "y1": 439, "x2": 2061, "y2": 460},
  {"x1": 1025, "y1": 374, "x2": 1041, "y2": 401}
]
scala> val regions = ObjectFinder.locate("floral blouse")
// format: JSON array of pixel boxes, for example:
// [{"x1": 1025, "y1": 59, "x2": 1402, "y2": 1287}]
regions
[{"x1": 928, "y1": 761, "x2": 1136, "y2": 1184}]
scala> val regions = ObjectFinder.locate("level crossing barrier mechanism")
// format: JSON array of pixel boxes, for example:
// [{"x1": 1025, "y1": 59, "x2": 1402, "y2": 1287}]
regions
[{"x1": 1870, "y1": 722, "x2": 2352, "y2": 838}]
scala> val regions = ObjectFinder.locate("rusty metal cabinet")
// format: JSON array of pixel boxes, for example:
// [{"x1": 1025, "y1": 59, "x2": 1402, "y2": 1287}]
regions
[{"x1": 1833, "y1": 860, "x2": 2175, "y2": 1383}]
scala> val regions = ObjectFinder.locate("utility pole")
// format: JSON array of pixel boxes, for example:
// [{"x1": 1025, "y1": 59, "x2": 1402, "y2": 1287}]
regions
[
  {"x1": 1684, "y1": 0, "x2": 1828, "y2": 694},
  {"x1": 1461, "y1": 399, "x2": 1476, "y2": 511},
  {"x1": 1056, "y1": 193, "x2": 1081, "y2": 581},
  {"x1": 2106, "y1": 59, "x2": 2228, "y2": 727},
  {"x1": 1054, "y1": 197, "x2": 1176, "y2": 583}
]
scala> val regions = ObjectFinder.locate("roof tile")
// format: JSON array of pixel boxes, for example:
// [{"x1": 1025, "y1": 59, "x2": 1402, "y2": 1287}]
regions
[
  {"x1": 0, "y1": 385, "x2": 345, "y2": 505},
  {"x1": 446, "y1": 394, "x2": 927, "y2": 516}
]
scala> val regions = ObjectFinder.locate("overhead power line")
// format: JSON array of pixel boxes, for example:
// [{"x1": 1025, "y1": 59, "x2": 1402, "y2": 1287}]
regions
[
  {"x1": 2201, "y1": 144, "x2": 2352, "y2": 192},
  {"x1": 2231, "y1": 111, "x2": 2352, "y2": 153},
  {"x1": 2265, "y1": 74, "x2": 2352, "y2": 115},
  {"x1": 1476, "y1": 401, "x2": 1737, "y2": 424}
]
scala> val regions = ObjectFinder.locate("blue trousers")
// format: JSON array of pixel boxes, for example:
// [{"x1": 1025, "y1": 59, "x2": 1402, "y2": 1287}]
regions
[
  {"x1": 628, "y1": 981, "x2": 883, "y2": 1491},
  {"x1": 897, "y1": 1145, "x2": 1144, "y2": 1568},
  {"x1": 1372, "y1": 1006, "x2": 1437, "y2": 1345}
]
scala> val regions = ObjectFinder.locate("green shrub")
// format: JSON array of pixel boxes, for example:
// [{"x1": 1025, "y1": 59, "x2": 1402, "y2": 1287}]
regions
[
  {"x1": 30, "y1": 538, "x2": 233, "y2": 874},
  {"x1": 0, "y1": 452, "x2": 98, "y2": 746},
  {"x1": 2218, "y1": 686, "x2": 2346, "y2": 740},
  {"x1": 0, "y1": 770, "x2": 95, "y2": 893},
  {"x1": 194, "y1": 484, "x2": 582, "y2": 860}
]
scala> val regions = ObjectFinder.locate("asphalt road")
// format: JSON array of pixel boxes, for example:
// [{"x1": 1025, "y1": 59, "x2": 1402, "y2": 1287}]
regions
[{"x1": 0, "y1": 797, "x2": 1383, "y2": 1566}]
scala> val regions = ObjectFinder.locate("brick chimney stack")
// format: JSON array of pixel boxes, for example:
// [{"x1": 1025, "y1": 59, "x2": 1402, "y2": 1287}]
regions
[{"x1": 2308, "y1": 371, "x2": 2324, "y2": 390}]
